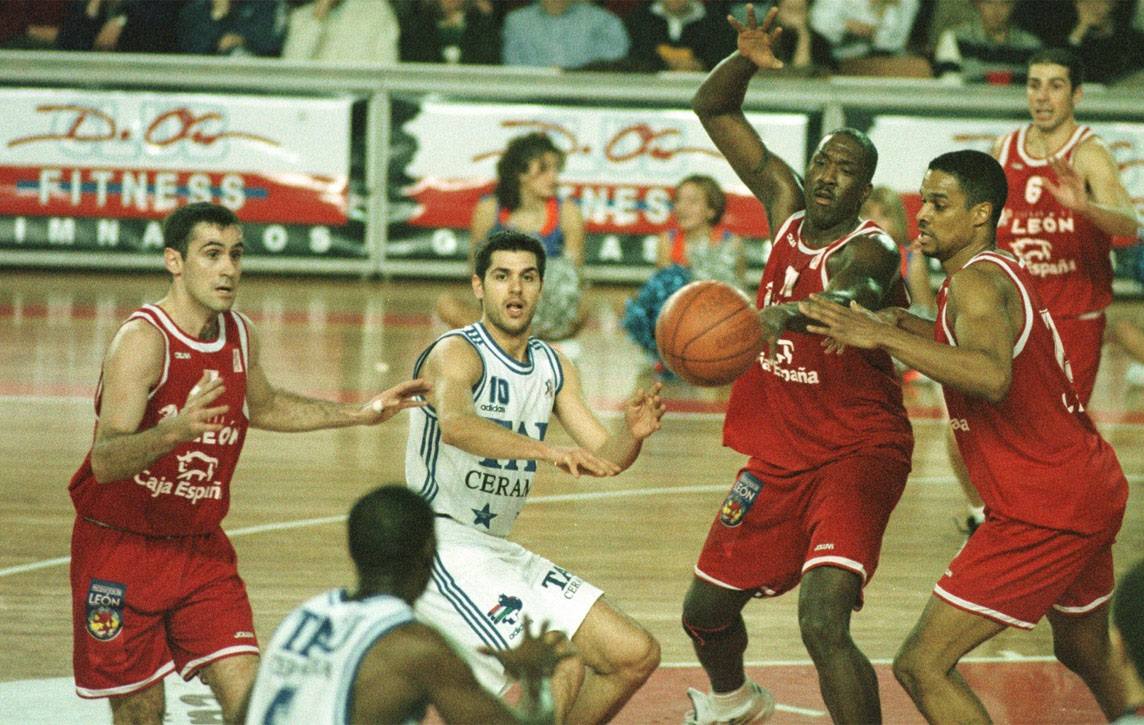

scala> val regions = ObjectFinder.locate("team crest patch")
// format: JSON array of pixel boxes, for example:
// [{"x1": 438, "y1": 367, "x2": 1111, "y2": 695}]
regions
[
  {"x1": 719, "y1": 471, "x2": 762, "y2": 528},
  {"x1": 487, "y1": 594, "x2": 523, "y2": 627},
  {"x1": 85, "y1": 579, "x2": 126, "y2": 642}
]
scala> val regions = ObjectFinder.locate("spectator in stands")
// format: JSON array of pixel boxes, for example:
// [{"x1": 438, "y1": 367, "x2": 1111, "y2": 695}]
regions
[
  {"x1": 502, "y1": 0, "x2": 630, "y2": 70},
  {"x1": 177, "y1": 0, "x2": 284, "y2": 57},
  {"x1": 809, "y1": 0, "x2": 920, "y2": 64},
  {"x1": 57, "y1": 0, "x2": 181, "y2": 53},
  {"x1": 624, "y1": 0, "x2": 736, "y2": 72},
  {"x1": 281, "y1": 0, "x2": 399, "y2": 64},
  {"x1": 1111, "y1": 558, "x2": 1144, "y2": 722},
  {"x1": 0, "y1": 0, "x2": 66, "y2": 49},
  {"x1": 861, "y1": 186, "x2": 934, "y2": 313},
  {"x1": 1061, "y1": 0, "x2": 1144, "y2": 85},
  {"x1": 398, "y1": 0, "x2": 501, "y2": 65},
  {"x1": 933, "y1": 0, "x2": 1041, "y2": 84}
]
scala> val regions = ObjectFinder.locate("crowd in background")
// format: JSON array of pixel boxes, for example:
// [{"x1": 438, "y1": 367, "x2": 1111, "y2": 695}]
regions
[{"x1": 3, "y1": 0, "x2": 1144, "y2": 86}]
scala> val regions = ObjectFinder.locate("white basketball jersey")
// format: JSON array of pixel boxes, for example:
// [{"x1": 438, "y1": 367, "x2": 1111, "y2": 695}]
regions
[
  {"x1": 244, "y1": 590, "x2": 417, "y2": 725},
  {"x1": 406, "y1": 323, "x2": 564, "y2": 538}
]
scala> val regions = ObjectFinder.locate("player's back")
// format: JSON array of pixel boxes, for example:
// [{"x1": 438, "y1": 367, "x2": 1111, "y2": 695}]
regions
[
  {"x1": 994, "y1": 125, "x2": 1113, "y2": 317},
  {"x1": 244, "y1": 590, "x2": 419, "y2": 725},
  {"x1": 724, "y1": 212, "x2": 914, "y2": 476},
  {"x1": 937, "y1": 251, "x2": 1127, "y2": 534},
  {"x1": 68, "y1": 304, "x2": 251, "y2": 536}
]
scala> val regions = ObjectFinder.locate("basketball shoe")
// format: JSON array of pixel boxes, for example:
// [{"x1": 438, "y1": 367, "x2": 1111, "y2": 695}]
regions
[{"x1": 683, "y1": 680, "x2": 775, "y2": 724}]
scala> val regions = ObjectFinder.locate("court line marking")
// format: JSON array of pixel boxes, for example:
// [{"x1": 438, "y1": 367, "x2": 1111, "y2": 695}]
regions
[{"x1": 5, "y1": 474, "x2": 1142, "y2": 579}]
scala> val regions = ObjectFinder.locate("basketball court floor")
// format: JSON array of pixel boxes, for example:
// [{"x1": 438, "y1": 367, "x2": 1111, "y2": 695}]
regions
[{"x1": 1, "y1": 271, "x2": 1141, "y2": 723}]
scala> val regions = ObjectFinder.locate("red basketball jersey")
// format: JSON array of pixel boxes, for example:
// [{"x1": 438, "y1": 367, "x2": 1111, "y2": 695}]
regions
[
  {"x1": 936, "y1": 251, "x2": 1126, "y2": 534},
  {"x1": 69, "y1": 305, "x2": 251, "y2": 536},
  {"x1": 995, "y1": 125, "x2": 1113, "y2": 317},
  {"x1": 723, "y1": 211, "x2": 914, "y2": 476}
]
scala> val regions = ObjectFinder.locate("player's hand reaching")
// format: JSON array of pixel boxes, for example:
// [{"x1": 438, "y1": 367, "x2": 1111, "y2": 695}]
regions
[
  {"x1": 545, "y1": 446, "x2": 622, "y2": 478},
  {"x1": 1044, "y1": 155, "x2": 1089, "y2": 212},
  {"x1": 625, "y1": 382, "x2": 665, "y2": 441},
  {"x1": 359, "y1": 378, "x2": 432, "y2": 425},
  {"x1": 799, "y1": 295, "x2": 889, "y2": 350},
  {"x1": 728, "y1": 4, "x2": 785, "y2": 71},
  {"x1": 481, "y1": 617, "x2": 572, "y2": 681},
  {"x1": 162, "y1": 371, "x2": 229, "y2": 445}
]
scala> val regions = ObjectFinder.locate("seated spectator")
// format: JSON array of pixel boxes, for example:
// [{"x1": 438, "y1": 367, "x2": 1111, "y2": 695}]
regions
[
  {"x1": 1061, "y1": 0, "x2": 1144, "y2": 85},
  {"x1": 933, "y1": 0, "x2": 1041, "y2": 84},
  {"x1": 733, "y1": 0, "x2": 835, "y2": 72},
  {"x1": 624, "y1": 0, "x2": 736, "y2": 72},
  {"x1": 1111, "y1": 558, "x2": 1144, "y2": 722},
  {"x1": 0, "y1": 0, "x2": 66, "y2": 49},
  {"x1": 398, "y1": 0, "x2": 501, "y2": 65},
  {"x1": 622, "y1": 174, "x2": 743, "y2": 374},
  {"x1": 177, "y1": 0, "x2": 284, "y2": 57},
  {"x1": 809, "y1": 0, "x2": 920, "y2": 63},
  {"x1": 281, "y1": 0, "x2": 398, "y2": 63},
  {"x1": 502, "y1": 0, "x2": 630, "y2": 70},
  {"x1": 436, "y1": 132, "x2": 587, "y2": 341},
  {"x1": 56, "y1": 0, "x2": 181, "y2": 53}
]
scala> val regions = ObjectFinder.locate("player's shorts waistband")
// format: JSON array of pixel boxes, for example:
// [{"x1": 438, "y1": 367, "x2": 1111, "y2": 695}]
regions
[{"x1": 80, "y1": 516, "x2": 208, "y2": 540}]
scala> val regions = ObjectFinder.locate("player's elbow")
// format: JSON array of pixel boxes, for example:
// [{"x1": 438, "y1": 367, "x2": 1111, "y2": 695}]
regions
[
  {"x1": 437, "y1": 415, "x2": 469, "y2": 448},
  {"x1": 90, "y1": 454, "x2": 116, "y2": 484},
  {"x1": 979, "y1": 370, "x2": 1011, "y2": 403}
]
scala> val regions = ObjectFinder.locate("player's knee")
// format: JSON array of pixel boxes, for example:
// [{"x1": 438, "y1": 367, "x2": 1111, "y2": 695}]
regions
[
  {"x1": 110, "y1": 686, "x2": 165, "y2": 725},
  {"x1": 615, "y1": 626, "x2": 660, "y2": 685},
  {"x1": 798, "y1": 608, "x2": 849, "y2": 656},
  {"x1": 1052, "y1": 632, "x2": 1103, "y2": 676},
  {"x1": 892, "y1": 642, "x2": 927, "y2": 696}
]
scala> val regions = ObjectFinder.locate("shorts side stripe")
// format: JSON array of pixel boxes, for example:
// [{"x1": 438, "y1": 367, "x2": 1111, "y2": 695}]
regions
[
  {"x1": 802, "y1": 555, "x2": 869, "y2": 584},
  {"x1": 179, "y1": 644, "x2": 261, "y2": 679},
  {"x1": 76, "y1": 661, "x2": 175, "y2": 699},
  {"x1": 933, "y1": 584, "x2": 1036, "y2": 630},
  {"x1": 1053, "y1": 592, "x2": 1112, "y2": 615},
  {"x1": 693, "y1": 566, "x2": 749, "y2": 592},
  {"x1": 431, "y1": 554, "x2": 509, "y2": 650}
]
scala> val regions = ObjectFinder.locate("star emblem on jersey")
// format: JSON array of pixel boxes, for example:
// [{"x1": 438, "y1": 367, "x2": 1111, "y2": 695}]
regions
[{"x1": 472, "y1": 503, "x2": 497, "y2": 528}]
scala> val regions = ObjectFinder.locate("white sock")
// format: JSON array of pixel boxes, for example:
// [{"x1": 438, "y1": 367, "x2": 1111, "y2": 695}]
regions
[
  {"x1": 968, "y1": 505, "x2": 985, "y2": 524},
  {"x1": 710, "y1": 681, "x2": 754, "y2": 714}
]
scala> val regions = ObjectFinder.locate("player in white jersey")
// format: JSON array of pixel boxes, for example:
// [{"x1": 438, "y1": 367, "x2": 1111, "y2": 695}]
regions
[
  {"x1": 242, "y1": 486, "x2": 564, "y2": 724},
  {"x1": 406, "y1": 230, "x2": 666, "y2": 723}
]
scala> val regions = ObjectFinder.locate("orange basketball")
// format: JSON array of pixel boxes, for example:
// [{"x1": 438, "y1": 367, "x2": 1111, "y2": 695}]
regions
[{"x1": 655, "y1": 280, "x2": 764, "y2": 386}]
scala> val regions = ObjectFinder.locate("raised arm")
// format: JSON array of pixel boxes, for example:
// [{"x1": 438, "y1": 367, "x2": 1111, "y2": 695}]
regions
[
  {"x1": 692, "y1": 5, "x2": 804, "y2": 228},
  {"x1": 801, "y1": 265, "x2": 1019, "y2": 402},
  {"x1": 90, "y1": 321, "x2": 229, "y2": 483},
  {"x1": 423, "y1": 338, "x2": 620, "y2": 477},
  {"x1": 558, "y1": 198, "x2": 586, "y2": 268},
  {"x1": 245, "y1": 320, "x2": 429, "y2": 432},
  {"x1": 552, "y1": 353, "x2": 664, "y2": 472},
  {"x1": 1053, "y1": 137, "x2": 1140, "y2": 237},
  {"x1": 469, "y1": 196, "x2": 498, "y2": 266}
]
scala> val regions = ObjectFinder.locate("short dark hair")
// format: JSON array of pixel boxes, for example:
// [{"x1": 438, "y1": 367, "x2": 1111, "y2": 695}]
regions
[
  {"x1": 928, "y1": 150, "x2": 1009, "y2": 227},
  {"x1": 163, "y1": 203, "x2": 240, "y2": 256},
  {"x1": 473, "y1": 230, "x2": 547, "y2": 281},
  {"x1": 1114, "y1": 559, "x2": 1144, "y2": 682},
  {"x1": 495, "y1": 132, "x2": 564, "y2": 211},
  {"x1": 347, "y1": 486, "x2": 435, "y2": 580},
  {"x1": 677, "y1": 174, "x2": 726, "y2": 225},
  {"x1": 825, "y1": 127, "x2": 878, "y2": 185},
  {"x1": 1029, "y1": 48, "x2": 1084, "y2": 89}
]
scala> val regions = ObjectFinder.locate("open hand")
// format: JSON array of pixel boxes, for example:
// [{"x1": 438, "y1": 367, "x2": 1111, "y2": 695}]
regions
[
  {"x1": 798, "y1": 295, "x2": 888, "y2": 350},
  {"x1": 481, "y1": 618, "x2": 573, "y2": 680},
  {"x1": 1044, "y1": 155, "x2": 1089, "y2": 212},
  {"x1": 165, "y1": 371, "x2": 229, "y2": 444},
  {"x1": 727, "y1": 4, "x2": 785, "y2": 71},
  {"x1": 546, "y1": 446, "x2": 622, "y2": 478},
  {"x1": 625, "y1": 382, "x2": 665, "y2": 440},
  {"x1": 360, "y1": 377, "x2": 431, "y2": 425}
]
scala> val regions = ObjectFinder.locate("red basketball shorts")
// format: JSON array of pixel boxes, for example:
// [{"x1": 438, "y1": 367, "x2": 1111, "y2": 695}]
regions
[
  {"x1": 934, "y1": 511, "x2": 1122, "y2": 629},
  {"x1": 694, "y1": 451, "x2": 909, "y2": 608},
  {"x1": 1055, "y1": 312, "x2": 1106, "y2": 405},
  {"x1": 70, "y1": 516, "x2": 259, "y2": 699}
]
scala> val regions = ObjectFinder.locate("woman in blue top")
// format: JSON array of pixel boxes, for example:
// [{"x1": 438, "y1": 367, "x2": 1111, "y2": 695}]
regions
[{"x1": 436, "y1": 132, "x2": 586, "y2": 340}]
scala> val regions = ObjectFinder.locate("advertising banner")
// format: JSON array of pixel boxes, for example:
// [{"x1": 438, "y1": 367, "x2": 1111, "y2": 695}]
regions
[
  {"x1": 0, "y1": 89, "x2": 359, "y2": 257},
  {"x1": 390, "y1": 100, "x2": 809, "y2": 267}
]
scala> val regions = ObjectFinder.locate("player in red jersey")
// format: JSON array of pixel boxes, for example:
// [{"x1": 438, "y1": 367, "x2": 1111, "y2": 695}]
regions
[
  {"x1": 681, "y1": 6, "x2": 913, "y2": 723},
  {"x1": 802, "y1": 150, "x2": 1128, "y2": 722},
  {"x1": 68, "y1": 202, "x2": 430, "y2": 724},
  {"x1": 951, "y1": 47, "x2": 1140, "y2": 535}
]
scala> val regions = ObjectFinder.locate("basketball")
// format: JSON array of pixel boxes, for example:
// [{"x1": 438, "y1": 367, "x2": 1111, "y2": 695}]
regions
[{"x1": 655, "y1": 280, "x2": 764, "y2": 386}]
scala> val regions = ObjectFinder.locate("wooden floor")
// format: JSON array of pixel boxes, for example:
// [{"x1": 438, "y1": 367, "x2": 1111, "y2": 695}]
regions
[{"x1": 1, "y1": 271, "x2": 1141, "y2": 722}]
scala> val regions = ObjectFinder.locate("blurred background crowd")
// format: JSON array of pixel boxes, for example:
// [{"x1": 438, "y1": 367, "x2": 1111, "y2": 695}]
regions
[{"x1": 3, "y1": 0, "x2": 1144, "y2": 87}]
